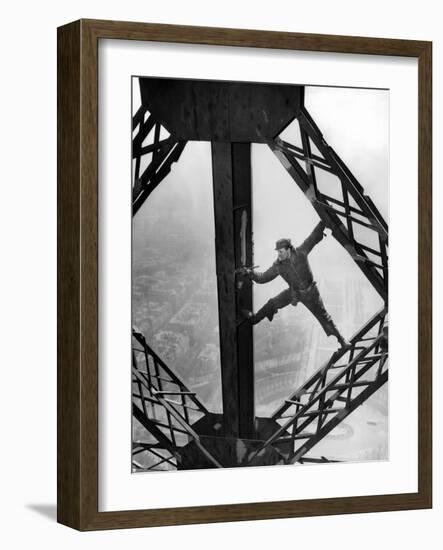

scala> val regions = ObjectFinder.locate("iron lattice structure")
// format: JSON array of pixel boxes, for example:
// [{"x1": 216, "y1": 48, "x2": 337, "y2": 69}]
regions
[
  {"x1": 246, "y1": 308, "x2": 388, "y2": 465},
  {"x1": 132, "y1": 330, "x2": 222, "y2": 471},
  {"x1": 132, "y1": 104, "x2": 187, "y2": 215},
  {"x1": 131, "y1": 82, "x2": 389, "y2": 469},
  {"x1": 270, "y1": 105, "x2": 388, "y2": 301}
]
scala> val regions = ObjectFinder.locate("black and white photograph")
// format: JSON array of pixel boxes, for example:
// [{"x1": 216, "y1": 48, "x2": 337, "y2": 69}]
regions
[{"x1": 131, "y1": 76, "x2": 389, "y2": 472}]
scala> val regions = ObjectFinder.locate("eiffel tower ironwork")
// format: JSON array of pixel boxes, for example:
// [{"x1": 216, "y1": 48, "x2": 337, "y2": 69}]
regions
[{"x1": 131, "y1": 79, "x2": 388, "y2": 469}]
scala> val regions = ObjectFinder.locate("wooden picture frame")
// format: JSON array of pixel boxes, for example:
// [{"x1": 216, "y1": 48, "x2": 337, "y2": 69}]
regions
[{"x1": 57, "y1": 19, "x2": 432, "y2": 530}]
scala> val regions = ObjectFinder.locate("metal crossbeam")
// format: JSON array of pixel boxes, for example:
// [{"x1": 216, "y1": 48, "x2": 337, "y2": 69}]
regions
[
  {"x1": 132, "y1": 107, "x2": 187, "y2": 216},
  {"x1": 287, "y1": 369, "x2": 387, "y2": 463},
  {"x1": 269, "y1": 105, "x2": 388, "y2": 302},
  {"x1": 132, "y1": 329, "x2": 222, "y2": 470},
  {"x1": 246, "y1": 309, "x2": 388, "y2": 465}
]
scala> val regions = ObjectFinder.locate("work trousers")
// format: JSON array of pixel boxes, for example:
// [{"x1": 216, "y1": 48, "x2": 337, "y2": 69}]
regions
[{"x1": 252, "y1": 283, "x2": 340, "y2": 338}]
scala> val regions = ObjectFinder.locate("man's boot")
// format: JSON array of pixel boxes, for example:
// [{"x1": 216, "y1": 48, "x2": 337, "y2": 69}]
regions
[
  {"x1": 240, "y1": 309, "x2": 255, "y2": 323},
  {"x1": 336, "y1": 332, "x2": 350, "y2": 349},
  {"x1": 241, "y1": 299, "x2": 277, "y2": 325},
  {"x1": 327, "y1": 320, "x2": 350, "y2": 349},
  {"x1": 240, "y1": 309, "x2": 264, "y2": 325}
]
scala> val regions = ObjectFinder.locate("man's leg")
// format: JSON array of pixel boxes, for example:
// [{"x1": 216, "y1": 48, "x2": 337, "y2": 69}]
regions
[
  {"x1": 246, "y1": 288, "x2": 292, "y2": 325},
  {"x1": 302, "y1": 284, "x2": 349, "y2": 347}
]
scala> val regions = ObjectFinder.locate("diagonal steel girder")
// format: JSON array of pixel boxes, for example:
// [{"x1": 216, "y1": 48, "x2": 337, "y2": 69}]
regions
[
  {"x1": 132, "y1": 138, "x2": 187, "y2": 216},
  {"x1": 246, "y1": 308, "x2": 388, "y2": 465},
  {"x1": 269, "y1": 106, "x2": 388, "y2": 302},
  {"x1": 287, "y1": 369, "x2": 388, "y2": 464},
  {"x1": 132, "y1": 105, "x2": 187, "y2": 217},
  {"x1": 132, "y1": 330, "x2": 223, "y2": 470}
]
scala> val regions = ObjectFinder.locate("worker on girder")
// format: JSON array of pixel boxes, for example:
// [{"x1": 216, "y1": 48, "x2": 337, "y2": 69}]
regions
[{"x1": 239, "y1": 220, "x2": 349, "y2": 349}]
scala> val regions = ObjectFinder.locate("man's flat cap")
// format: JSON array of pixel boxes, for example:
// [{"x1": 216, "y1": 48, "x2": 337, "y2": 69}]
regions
[{"x1": 275, "y1": 238, "x2": 292, "y2": 250}]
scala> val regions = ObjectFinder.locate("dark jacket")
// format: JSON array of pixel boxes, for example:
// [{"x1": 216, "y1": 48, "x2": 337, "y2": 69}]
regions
[{"x1": 252, "y1": 222, "x2": 326, "y2": 291}]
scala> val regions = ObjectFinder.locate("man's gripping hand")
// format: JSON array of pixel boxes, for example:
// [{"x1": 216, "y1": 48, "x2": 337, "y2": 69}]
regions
[{"x1": 235, "y1": 266, "x2": 254, "y2": 278}]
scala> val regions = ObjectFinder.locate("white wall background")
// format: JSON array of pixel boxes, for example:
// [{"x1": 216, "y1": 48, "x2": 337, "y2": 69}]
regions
[{"x1": 0, "y1": 0, "x2": 440, "y2": 548}]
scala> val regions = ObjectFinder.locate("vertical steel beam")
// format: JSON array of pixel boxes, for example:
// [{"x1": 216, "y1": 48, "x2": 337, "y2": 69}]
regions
[
  {"x1": 233, "y1": 143, "x2": 254, "y2": 439},
  {"x1": 211, "y1": 142, "x2": 254, "y2": 439}
]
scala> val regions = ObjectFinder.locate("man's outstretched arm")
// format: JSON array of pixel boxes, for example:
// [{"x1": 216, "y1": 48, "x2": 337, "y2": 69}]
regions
[
  {"x1": 249, "y1": 263, "x2": 279, "y2": 284},
  {"x1": 299, "y1": 221, "x2": 327, "y2": 255}
]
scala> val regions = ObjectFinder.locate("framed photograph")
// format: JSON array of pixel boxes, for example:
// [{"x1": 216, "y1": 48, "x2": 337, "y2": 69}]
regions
[{"x1": 57, "y1": 19, "x2": 432, "y2": 530}]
